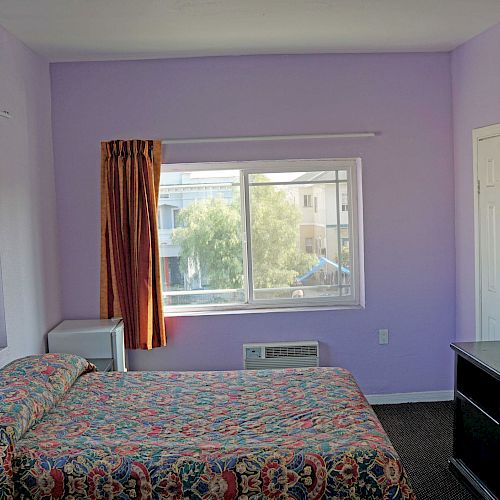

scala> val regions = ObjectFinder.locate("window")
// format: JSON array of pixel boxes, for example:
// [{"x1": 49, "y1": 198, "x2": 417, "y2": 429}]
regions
[
  {"x1": 158, "y1": 204, "x2": 172, "y2": 230},
  {"x1": 159, "y1": 159, "x2": 363, "y2": 312},
  {"x1": 305, "y1": 238, "x2": 313, "y2": 254},
  {"x1": 315, "y1": 237, "x2": 323, "y2": 255},
  {"x1": 341, "y1": 192, "x2": 349, "y2": 211},
  {"x1": 172, "y1": 208, "x2": 180, "y2": 228}
]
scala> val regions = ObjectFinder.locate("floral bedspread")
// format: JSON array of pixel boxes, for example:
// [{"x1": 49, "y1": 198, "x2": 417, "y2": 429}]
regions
[{"x1": 1, "y1": 354, "x2": 415, "y2": 499}]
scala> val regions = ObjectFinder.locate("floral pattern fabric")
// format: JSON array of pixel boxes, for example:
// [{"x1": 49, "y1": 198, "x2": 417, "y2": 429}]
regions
[
  {"x1": 0, "y1": 354, "x2": 95, "y2": 498},
  {"x1": 4, "y1": 356, "x2": 414, "y2": 499}
]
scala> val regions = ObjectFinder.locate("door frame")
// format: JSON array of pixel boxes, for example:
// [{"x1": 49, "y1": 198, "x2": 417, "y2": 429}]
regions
[{"x1": 473, "y1": 123, "x2": 500, "y2": 340}]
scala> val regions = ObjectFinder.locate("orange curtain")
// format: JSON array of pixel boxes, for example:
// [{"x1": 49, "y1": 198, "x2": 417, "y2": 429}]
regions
[{"x1": 100, "y1": 139, "x2": 166, "y2": 350}]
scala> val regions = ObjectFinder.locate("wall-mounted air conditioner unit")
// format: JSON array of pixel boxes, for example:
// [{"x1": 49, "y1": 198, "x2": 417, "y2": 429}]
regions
[{"x1": 243, "y1": 341, "x2": 319, "y2": 370}]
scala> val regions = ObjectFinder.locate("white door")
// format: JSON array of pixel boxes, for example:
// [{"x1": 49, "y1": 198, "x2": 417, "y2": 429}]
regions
[{"x1": 478, "y1": 133, "x2": 500, "y2": 340}]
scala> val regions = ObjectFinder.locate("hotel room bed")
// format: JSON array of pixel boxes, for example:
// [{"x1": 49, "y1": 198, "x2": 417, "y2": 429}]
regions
[{"x1": 0, "y1": 354, "x2": 414, "y2": 499}]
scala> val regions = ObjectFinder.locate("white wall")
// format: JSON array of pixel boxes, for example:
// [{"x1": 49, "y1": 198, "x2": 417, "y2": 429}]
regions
[{"x1": 0, "y1": 25, "x2": 61, "y2": 366}]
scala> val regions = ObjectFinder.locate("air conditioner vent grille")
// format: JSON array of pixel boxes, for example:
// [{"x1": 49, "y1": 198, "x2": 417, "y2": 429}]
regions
[
  {"x1": 243, "y1": 341, "x2": 319, "y2": 370},
  {"x1": 265, "y1": 345, "x2": 318, "y2": 358}
]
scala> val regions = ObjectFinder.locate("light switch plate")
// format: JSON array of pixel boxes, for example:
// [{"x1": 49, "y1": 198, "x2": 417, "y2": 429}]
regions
[{"x1": 378, "y1": 329, "x2": 389, "y2": 345}]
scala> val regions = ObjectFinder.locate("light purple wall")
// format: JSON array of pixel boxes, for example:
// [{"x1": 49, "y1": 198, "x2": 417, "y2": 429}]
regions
[
  {"x1": 51, "y1": 53, "x2": 455, "y2": 394},
  {"x1": 451, "y1": 22, "x2": 500, "y2": 342},
  {"x1": 0, "y1": 25, "x2": 61, "y2": 366}
]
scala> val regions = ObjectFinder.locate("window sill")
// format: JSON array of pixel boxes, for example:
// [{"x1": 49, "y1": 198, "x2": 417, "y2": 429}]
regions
[{"x1": 164, "y1": 303, "x2": 364, "y2": 318}]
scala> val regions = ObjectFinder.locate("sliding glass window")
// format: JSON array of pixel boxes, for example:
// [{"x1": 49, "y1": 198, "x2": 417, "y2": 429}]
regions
[{"x1": 159, "y1": 159, "x2": 363, "y2": 313}]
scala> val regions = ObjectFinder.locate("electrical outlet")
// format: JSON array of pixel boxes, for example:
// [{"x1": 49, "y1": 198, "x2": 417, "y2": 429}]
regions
[{"x1": 378, "y1": 329, "x2": 389, "y2": 345}]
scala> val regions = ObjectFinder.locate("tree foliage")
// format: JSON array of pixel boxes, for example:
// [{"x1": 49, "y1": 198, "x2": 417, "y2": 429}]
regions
[
  {"x1": 172, "y1": 179, "x2": 316, "y2": 290},
  {"x1": 172, "y1": 199, "x2": 243, "y2": 289},
  {"x1": 249, "y1": 178, "x2": 316, "y2": 288}
]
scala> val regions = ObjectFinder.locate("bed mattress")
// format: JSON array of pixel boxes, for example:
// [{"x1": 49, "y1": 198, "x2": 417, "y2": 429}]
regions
[{"x1": 0, "y1": 354, "x2": 414, "y2": 499}]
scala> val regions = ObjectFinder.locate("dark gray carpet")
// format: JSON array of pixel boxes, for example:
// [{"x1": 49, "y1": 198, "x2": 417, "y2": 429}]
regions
[{"x1": 373, "y1": 401, "x2": 476, "y2": 500}]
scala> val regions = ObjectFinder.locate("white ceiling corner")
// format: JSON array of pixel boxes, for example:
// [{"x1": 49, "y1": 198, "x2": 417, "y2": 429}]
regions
[{"x1": 1, "y1": 0, "x2": 500, "y2": 62}]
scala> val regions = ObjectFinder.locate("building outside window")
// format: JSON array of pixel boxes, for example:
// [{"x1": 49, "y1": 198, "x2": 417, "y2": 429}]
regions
[
  {"x1": 158, "y1": 159, "x2": 363, "y2": 312},
  {"x1": 172, "y1": 208, "x2": 180, "y2": 228},
  {"x1": 341, "y1": 192, "x2": 349, "y2": 211},
  {"x1": 305, "y1": 238, "x2": 314, "y2": 254}
]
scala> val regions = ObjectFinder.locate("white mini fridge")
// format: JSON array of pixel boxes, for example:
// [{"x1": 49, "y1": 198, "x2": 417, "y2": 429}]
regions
[{"x1": 48, "y1": 319, "x2": 127, "y2": 372}]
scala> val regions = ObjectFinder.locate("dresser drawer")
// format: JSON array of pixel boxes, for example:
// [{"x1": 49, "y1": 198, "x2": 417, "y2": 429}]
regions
[
  {"x1": 454, "y1": 395, "x2": 500, "y2": 497},
  {"x1": 457, "y1": 356, "x2": 500, "y2": 422}
]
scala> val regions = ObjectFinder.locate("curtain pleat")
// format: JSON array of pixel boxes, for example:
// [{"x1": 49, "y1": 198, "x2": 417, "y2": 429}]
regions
[{"x1": 100, "y1": 139, "x2": 166, "y2": 350}]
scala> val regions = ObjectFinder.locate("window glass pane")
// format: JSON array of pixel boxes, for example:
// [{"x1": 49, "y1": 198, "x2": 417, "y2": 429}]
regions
[
  {"x1": 159, "y1": 163, "x2": 359, "y2": 311},
  {"x1": 159, "y1": 169, "x2": 245, "y2": 307},
  {"x1": 248, "y1": 170, "x2": 353, "y2": 302},
  {"x1": 249, "y1": 170, "x2": 337, "y2": 183}
]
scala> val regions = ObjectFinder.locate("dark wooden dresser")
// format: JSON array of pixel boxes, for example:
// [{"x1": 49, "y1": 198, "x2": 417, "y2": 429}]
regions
[{"x1": 450, "y1": 341, "x2": 500, "y2": 500}]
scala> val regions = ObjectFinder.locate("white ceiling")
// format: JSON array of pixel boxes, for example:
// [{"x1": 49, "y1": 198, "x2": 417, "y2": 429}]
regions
[{"x1": 1, "y1": 0, "x2": 500, "y2": 62}]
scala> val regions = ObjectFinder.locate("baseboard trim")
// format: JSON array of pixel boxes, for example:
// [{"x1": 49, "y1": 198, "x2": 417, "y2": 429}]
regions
[{"x1": 366, "y1": 390, "x2": 454, "y2": 405}]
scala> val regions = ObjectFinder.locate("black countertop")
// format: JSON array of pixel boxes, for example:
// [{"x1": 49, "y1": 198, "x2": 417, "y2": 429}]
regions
[{"x1": 451, "y1": 341, "x2": 500, "y2": 381}]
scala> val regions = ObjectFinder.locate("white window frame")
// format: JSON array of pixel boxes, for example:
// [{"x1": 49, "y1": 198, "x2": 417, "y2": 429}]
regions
[{"x1": 162, "y1": 158, "x2": 364, "y2": 315}]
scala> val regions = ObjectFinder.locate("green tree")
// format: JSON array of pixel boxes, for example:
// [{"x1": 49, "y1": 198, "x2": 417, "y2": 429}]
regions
[
  {"x1": 172, "y1": 198, "x2": 243, "y2": 289},
  {"x1": 173, "y1": 179, "x2": 316, "y2": 290},
  {"x1": 249, "y1": 178, "x2": 316, "y2": 288}
]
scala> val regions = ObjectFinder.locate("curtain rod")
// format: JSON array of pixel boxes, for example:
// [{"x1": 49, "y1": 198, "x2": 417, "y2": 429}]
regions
[{"x1": 161, "y1": 132, "x2": 376, "y2": 145}]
